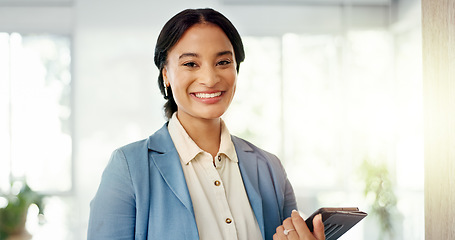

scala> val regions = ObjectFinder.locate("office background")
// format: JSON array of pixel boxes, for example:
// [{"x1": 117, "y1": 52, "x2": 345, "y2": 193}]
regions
[{"x1": 0, "y1": 0, "x2": 423, "y2": 239}]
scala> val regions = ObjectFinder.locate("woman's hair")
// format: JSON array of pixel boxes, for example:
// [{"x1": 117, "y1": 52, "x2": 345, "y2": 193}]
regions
[{"x1": 154, "y1": 8, "x2": 245, "y2": 119}]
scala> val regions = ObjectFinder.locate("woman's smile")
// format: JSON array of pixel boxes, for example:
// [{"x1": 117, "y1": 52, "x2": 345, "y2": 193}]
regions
[
  {"x1": 193, "y1": 91, "x2": 223, "y2": 99},
  {"x1": 191, "y1": 91, "x2": 225, "y2": 104}
]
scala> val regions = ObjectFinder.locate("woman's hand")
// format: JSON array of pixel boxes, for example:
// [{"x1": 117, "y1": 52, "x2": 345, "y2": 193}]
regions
[{"x1": 273, "y1": 210, "x2": 325, "y2": 240}]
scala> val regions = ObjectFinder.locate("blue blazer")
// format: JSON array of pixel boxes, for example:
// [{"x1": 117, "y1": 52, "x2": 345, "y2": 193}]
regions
[{"x1": 88, "y1": 123, "x2": 297, "y2": 240}]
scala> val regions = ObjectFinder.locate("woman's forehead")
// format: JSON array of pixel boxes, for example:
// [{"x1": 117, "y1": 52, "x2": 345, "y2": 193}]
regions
[{"x1": 169, "y1": 23, "x2": 234, "y2": 57}]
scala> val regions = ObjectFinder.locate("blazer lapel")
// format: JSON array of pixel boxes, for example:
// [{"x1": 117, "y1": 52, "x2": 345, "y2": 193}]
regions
[
  {"x1": 233, "y1": 136, "x2": 265, "y2": 239},
  {"x1": 147, "y1": 126, "x2": 265, "y2": 237},
  {"x1": 148, "y1": 124, "x2": 194, "y2": 215}
]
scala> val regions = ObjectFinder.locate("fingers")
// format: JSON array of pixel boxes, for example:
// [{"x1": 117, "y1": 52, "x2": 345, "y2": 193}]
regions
[
  {"x1": 274, "y1": 225, "x2": 287, "y2": 240},
  {"x1": 291, "y1": 209, "x2": 313, "y2": 239},
  {"x1": 274, "y1": 217, "x2": 298, "y2": 240},
  {"x1": 282, "y1": 216, "x2": 298, "y2": 238},
  {"x1": 312, "y1": 214, "x2": 325, "y2": 240},
  {"x1": 275, "y1": 210, "x2": 326, "y2": 240},
  {"x1": 273, "y1": 230, "x2": 280, "y2": 240}
]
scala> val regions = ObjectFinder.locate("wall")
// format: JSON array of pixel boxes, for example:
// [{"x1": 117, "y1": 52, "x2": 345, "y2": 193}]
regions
[
  {"x1": 0, "y1": 6, "x2": 72, "y2": 34},
  {"x1": 422, "y1": 0, "x2": 455, "y2": 238}
]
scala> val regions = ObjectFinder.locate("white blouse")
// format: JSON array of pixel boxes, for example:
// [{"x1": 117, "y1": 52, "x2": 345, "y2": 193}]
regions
[{"x1": 167, "y1": 114, "x2": 262, "y2": 240}]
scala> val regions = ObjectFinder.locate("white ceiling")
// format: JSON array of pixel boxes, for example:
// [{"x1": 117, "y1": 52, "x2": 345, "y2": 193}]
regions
[
  {"x1": 0, "y1": 0, "x2": 391, "y2": 7},
  {"x1": 221, "y1": 0, "x2": 391, "y2": 6}
]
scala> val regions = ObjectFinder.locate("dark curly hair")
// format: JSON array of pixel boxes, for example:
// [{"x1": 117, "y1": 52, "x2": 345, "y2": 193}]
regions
[{"x1": 154, "y1": 8, "x2": 245, "y2": 119}]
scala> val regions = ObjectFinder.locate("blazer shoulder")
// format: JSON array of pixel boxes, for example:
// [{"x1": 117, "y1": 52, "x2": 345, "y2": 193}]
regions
[{"x1": 118, "y1": 138, "x2": 148, "y2": 152}]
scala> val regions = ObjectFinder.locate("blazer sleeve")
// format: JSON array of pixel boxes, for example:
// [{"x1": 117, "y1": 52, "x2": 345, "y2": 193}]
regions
[
  {"x1": 87, "y1": 149, "x2": 136, "y2": 240},
  {"x1": 282, "y1": 165, "x2": 297, "y2": 218},
  {"x1": 267, "y1": 151, "x2": 297, "y2": 219}
]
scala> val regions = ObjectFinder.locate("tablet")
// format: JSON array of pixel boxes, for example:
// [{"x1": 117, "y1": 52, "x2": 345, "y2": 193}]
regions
[{"x1": 305, "y1": 207, "x2": 367, "y2": 240}]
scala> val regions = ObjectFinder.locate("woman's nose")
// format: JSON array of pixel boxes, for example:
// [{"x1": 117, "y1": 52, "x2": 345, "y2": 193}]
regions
[{"x1": 198, "y1": 66, "x2": 220, "y2": 87}]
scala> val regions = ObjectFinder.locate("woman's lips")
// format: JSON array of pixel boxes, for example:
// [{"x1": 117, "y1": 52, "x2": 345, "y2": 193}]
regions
[
  {"x1": 194, "y1": 92, "x2": 222, "y2": 99},
  {"x1": 190, "y1": 91, "x2": 224, "y2": 104}
]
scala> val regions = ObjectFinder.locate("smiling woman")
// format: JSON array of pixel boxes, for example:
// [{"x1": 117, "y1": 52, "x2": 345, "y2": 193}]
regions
[
  {"x1": 162, "y1": 23, "x2": 238, "y2": 136},
  {"x1": 87, "y1": 8, "x2": 324, "y2": 240}
]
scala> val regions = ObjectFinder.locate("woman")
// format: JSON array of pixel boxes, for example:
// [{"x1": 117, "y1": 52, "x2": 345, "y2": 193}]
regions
[{"x1": 87, "y1": 8, "x2": 325, "y2": 240}]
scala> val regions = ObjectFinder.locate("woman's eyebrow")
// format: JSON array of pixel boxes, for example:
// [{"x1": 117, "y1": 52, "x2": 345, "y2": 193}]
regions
[
  {"x1": 178, "y1": 51, "x2": 233, "y2": 59},
  {"x1": 217, "y1": 51, "x2": 233, "y2": 57},
  {"x1": 179, "y1": 52, "x2": 199, "y2": 59}
]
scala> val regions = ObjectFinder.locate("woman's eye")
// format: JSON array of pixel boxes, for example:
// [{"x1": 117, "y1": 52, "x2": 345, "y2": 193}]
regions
[
  {"x1": 217, "y1": 60, "x2": 232, "y2": 66},
  {"x1": 183, "y1": 62, "x2": 197, "y2": 68}
]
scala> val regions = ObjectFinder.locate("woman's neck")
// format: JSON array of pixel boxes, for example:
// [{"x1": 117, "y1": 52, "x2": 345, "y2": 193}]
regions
[{"x1": 176, "y1": 113, "x2": 221, "y2": 159}]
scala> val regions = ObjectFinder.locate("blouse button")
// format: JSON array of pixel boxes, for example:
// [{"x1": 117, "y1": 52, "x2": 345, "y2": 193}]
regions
[
  {"x1": 214, "y1": 180, "x2": 221, "y2": 186},
  {"x1": 225, "y1": 218, "x2": 232, "y2": 224}
]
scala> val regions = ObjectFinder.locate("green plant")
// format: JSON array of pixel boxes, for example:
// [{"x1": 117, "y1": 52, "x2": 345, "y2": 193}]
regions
[
  {"x1": 0, "y1": 182, "x2": 45, "y2": 240},
  {"x1": 360, "y1": 159, "x2": 398, "y2": 240}
]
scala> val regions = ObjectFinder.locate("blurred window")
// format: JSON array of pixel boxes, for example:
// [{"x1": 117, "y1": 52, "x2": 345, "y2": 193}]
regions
[
  {"x1": 226, "y1": 30, "x2": 423, "y2": 240},
  {"x1": 0, "y1": 32, "x2": 72, "y2": 193}
]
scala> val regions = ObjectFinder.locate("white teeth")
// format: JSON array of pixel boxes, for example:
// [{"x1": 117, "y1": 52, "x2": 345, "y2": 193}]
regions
[{"x1": 195, "y1": 92, "x2": 222, "y2": 99}]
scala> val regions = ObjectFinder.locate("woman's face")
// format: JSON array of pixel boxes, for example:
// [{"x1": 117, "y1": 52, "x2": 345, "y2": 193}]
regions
[{"x1": 163, "y1": 23, "x2": 237, "y2": 123}]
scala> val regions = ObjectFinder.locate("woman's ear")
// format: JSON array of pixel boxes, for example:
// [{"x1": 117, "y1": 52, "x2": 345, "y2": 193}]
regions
[{"x1": 162, "y1": 67, "x2": 169, "y2": 86}]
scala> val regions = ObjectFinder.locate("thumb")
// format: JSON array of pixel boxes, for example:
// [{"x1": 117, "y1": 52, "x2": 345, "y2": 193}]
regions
[{"x1": 312, "y1": 214, "x2": 325, "y2": 240}]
